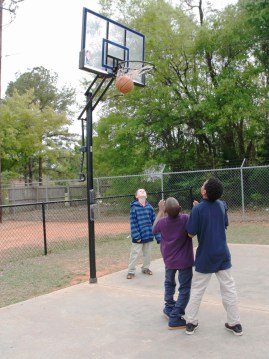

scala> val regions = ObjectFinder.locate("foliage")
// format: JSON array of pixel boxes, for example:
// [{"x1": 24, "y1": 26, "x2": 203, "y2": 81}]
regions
[
  {"x1": 5, "y1": 66, "x2": 76, "y2": 114},
  {"x1": 0, "y1": 89, "x2": 80, "y2": 182},
  {"x1": 91, "y1": 0, "x2": 269, "y2": 177},
  {"x1": 240, "y1": 0, "x2": 269, "y2": 74},
  {"x1": 2, "y1": 67, "x2": 80, "y2": 182}
]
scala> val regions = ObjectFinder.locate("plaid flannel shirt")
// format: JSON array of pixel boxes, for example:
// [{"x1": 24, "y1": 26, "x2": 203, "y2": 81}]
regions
[{"x1": 130, "y1": 200, "x2": 161, "y2": 243}]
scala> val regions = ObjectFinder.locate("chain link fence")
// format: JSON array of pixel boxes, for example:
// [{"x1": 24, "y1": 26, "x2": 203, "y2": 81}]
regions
[
  {"x1": 164, "y1": 166, "x2": 269, "y2": 221},
  {"x1": 3, "y1": 165, "x2": 269, "y2": 222},
  {"x1": 0, "y1": 188, "x2": 192, "y2": 308},
  {"x1": 93, "y1": 165, "x2": 269, "y2": 221},
  {"x1": 1, "y1": 165, "x2": 269, "y2": 307},
  {"x1": 1, "y1": 188, "x2": 192, "y2": 264}
]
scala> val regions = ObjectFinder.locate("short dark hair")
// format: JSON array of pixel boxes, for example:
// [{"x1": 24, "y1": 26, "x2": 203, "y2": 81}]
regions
[
  {"x1": 204, "y1": 177, "x2": 223, "y2": 201},
  {"x1": 165, "y1": 197, "x2": 182, "y2": 218},
  {"x1": 166, "y1": 206, "x2": 181, "y2": 218}
]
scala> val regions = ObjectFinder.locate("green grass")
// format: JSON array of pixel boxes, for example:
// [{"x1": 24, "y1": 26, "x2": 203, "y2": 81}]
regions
[
  {"x1": 227, "y1": 222, "x2": 268, "y2": 245},
  {"x1": 1, "y1": 222, "x2": 268, "y2": 308},
  {"x1": 0, "y1": 235, "x2": 135, "y2": 308},
  {"x1": 0, "y1": 249, "x2": 89, "y2": 307}
]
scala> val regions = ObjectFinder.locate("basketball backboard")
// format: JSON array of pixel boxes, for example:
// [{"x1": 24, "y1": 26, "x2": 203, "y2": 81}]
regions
[{"x1": 79, "y1": 8, "x2": 146, "y2": 86}]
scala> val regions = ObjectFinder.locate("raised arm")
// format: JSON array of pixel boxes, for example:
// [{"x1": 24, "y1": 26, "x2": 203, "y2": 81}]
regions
[{"x1": 152, "y1": 199, "x2": 166, "y2": 230}]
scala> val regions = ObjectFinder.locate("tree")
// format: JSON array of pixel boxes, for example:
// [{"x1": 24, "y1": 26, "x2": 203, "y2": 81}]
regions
[
  {"x1": 92, "y1": 0, "x2": 269, "y2": 175},
  {"x1": 6, "y1": 66, "x2": 75, "y2": 113},
  {"x1": 0, "y1": 0, "x2": 24, "y2": 222},
  {"x1": 0, "y1": 89, "x2": 79, "y2": 182},
  {"x1": 1, "y1": 0, "x2": 24, "y2": 19},
  {"x1": 94, "y1": 0, "x2": 201, "y2": 173},
  {"x1": 4, "y1": 67, "x2": 77, "y2": 183},
  {"x1": 238, "y1": 0, "x2": 269, "y2": 163}
]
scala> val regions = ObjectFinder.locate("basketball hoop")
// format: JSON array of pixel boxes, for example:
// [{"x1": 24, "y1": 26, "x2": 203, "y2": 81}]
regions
[
  {"x1": 116, "y1": 60, "x2": 155, "y2": 81},
  {"x1": 115, "y1": 60, "x2": 155, "y2": 94}
]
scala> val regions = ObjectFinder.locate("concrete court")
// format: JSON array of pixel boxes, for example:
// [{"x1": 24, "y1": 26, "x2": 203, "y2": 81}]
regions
[{"x1": 0, "y1": 244, "x2": 269, "y2": 359}]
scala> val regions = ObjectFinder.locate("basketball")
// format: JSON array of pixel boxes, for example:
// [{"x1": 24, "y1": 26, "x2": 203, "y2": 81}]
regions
[{"x1": 115, "y1": 75, "x2": 134, "y2": 94}]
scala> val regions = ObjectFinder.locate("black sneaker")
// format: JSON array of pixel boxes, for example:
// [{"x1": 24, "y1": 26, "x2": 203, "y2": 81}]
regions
[
  {"x1": 168, "y1": 316, "x2": 186, "y2": 330},
  {"x1": 163, "y1": 309, "x2": 171, "y2": 320},
  {"x1": 126, "y1": 273, "x2": 135, "y2": 279},
  {"x1": 185, "y1": 323, "x2": 198, "y2": 335},
  {"x1": 225, "y1": 323, "x2": 243, "y2": 336}
]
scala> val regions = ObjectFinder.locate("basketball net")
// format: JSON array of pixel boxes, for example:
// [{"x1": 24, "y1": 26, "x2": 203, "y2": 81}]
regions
[{"x1": 116, "y1": 61, "x2": 155, "y2": 81}]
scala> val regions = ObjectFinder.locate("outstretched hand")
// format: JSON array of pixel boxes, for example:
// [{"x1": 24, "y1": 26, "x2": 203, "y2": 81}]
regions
[
  {"x1": 153, "y1": 199, "x2": 166, "y2": 230},
  {"x1": 158, "y1": 199, "x2": 166, "y2": 212}
]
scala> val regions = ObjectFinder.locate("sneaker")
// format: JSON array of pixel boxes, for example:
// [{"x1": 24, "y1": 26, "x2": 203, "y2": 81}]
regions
[
  {"x1": 225, "y1": 323, "x2": 243, "y2": 336},
  {"x1": 142, "y1": 268, "x2": 153, "y2": 275},
  {"x1": 185, "y1": 323, "x2": 199, "y2": 335},
  {"x1": 163, "y1": 308, "x2": 171, "y2": 320},
  {"x1": 168, "y1": 316, "x2": 186, "y2": 330},
  {"x1": 126, "y1": 273, "x2": 135, "y2": 279}
]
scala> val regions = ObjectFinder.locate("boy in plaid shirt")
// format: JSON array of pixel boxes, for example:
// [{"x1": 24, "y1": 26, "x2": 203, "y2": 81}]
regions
[{"x1": 126, "y1": 188, "x2": 161, "y2": 279}]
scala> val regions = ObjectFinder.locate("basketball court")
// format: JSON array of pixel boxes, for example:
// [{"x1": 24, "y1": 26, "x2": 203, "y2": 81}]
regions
[
  {"x1": 0, "y1": 244, "x2": 269, "y2": 359},
  {"x1": 1, "y1": 8, "x2": 268, "y2": 359}
]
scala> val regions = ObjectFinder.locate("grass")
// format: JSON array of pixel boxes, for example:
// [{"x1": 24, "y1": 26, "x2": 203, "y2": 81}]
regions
[
  {"x1": 1, "y1": 222, "x2": 268, "y2": 308},
  {"x1": 227, "y1": 222, "x2": 269, "y2": 245},
  {"x1": 0, "y1": 235, "x2": 134, "y2": 307}
]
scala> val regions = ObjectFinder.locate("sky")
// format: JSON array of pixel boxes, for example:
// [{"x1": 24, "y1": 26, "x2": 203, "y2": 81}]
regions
[{"x1": 2, "y1": 0, "x2": 238, "y2": 133}]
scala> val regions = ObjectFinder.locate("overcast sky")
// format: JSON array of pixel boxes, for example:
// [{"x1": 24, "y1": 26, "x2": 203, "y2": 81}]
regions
[
  {"x1": 2, "y1": 0, "x2": 101, "y2": 93},
  {"x1": 2, "y1": 0, "x2": 238, "y2": 133}
]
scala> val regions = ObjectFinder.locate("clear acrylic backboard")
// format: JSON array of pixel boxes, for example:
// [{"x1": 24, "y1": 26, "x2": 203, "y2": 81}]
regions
[{"x1": 79, "y1": 8, "x2": 146, "y2": 86}]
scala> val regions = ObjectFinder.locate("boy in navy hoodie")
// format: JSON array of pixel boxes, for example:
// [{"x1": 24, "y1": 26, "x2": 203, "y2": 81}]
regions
[
  {"x1": 126, "y1": 188, "x2": 161, "y2": 279},
  {"x1": 184, "y1": 177, "x2": 243, "y2": 336}
]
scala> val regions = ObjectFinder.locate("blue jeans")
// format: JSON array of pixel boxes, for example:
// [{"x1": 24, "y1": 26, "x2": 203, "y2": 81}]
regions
[{"x1": 164, "y1": 267, "x2": 193, "y2": 317}]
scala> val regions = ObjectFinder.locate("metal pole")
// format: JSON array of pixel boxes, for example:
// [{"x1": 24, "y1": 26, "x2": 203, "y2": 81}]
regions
[
  {"x1": 96, "y1": 177, "x2": 101, "y2": 217},
  {"x1": 78, "y1": 76, "x2": 114, "y2": 284},
  {"x1": 189, "y1": 187, "x2": 194, "y2": 211},
  {"x1": 161, "y1": 174, "x2": 164, "y2": 200},
  {"x1": 86, "y1": 92, "x2": 97, "y2": 283},
  {"x1": 42, "y1": 203, "x2": 47, "y2": 255},
  {"x1": 240, "y1": 158, "x2": 246, "y2": 219},
  {"x1": 160, "y1": 165, "x2": 165, "y2": 200}
]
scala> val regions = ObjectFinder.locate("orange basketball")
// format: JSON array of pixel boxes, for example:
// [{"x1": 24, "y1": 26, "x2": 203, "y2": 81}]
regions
[{"x1": 115, "y1": 75, "x2": 134, "y2": 94}]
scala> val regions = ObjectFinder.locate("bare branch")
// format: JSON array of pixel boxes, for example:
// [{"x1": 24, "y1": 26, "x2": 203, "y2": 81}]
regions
[
  {"x1": 183, "y1": 0, "x2": 204, "y2": 24},
  {"x1": 1, "y1": 0, "x2": 24, "y2": 23}
]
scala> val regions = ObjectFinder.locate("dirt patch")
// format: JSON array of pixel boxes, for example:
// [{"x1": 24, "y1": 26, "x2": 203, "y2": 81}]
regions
[{"x1": 0, "y1": 221, "x2": 130, "y2": 251}]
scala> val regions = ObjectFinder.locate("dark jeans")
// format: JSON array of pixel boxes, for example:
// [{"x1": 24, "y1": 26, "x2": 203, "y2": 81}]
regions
[{"x1": 164, "y1": 267, "x2": 193, "y2": 317}]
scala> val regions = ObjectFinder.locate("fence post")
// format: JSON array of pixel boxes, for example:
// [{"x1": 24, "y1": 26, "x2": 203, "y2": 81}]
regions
[
  {"x1": 42, "y1": 202, "x2": 47, "y2": 255},
  {"x1": 240, "y1": 159, "x2": 246, "y2": 219},
  {"x1": 159, "y1": 165, "x2": 165, "y2": 199},
  {"x1": 189, "y1": 187, "x2": 193, "y2": 211},
  {"x1": 96, "y1": 177, "x2": 100, "y2": 217},
  {"x1": 161, "y1": 175, "x2": 164, "y2": 200}
]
